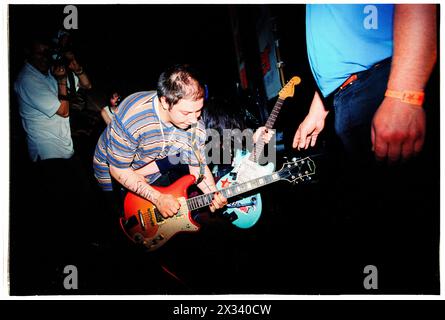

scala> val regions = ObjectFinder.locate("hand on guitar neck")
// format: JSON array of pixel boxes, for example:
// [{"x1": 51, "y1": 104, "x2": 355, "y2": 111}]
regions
[
  {"x1": 130, "y1": 162, "x2": 227, "y2": 218},
  {"x1": 253, "y1": 126, "x2": 275, "y2": 145},
  {"x1": 135, "y1": 182, "x2": 226, "y2": 219},
  {"x1": 145, "y1": 188, "x2": 226, "y2": 219},
  {"x1": 155, "y1": 191, "x2": 226, "y2": 218}
]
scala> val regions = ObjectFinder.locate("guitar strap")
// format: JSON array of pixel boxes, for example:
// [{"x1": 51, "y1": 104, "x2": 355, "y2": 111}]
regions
[{"x1": 190, "y1": 123, "x2": 205, "y2": 185}]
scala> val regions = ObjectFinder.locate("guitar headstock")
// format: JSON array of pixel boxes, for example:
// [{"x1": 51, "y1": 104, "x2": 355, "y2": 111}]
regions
[
  {"x1": 278, "y1": 76, "x2": 301, "y2": 100},
  {"x1": 278, "y1": 157, "x2": 316, "y2": 184}
]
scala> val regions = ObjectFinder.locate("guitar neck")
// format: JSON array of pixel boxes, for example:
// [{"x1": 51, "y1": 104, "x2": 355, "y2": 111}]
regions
[
  {"x1": 265, "y1": 98, "x2": 285, "y2": 129},
  {"x1": 249, "y1": 98, "x2": 285, "y2": 162},
  {"x1": 186, "y1": 172, "x2": 282, "y2": 211}
]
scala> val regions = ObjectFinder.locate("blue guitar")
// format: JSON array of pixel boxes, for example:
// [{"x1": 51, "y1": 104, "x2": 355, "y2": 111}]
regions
[{"x1": 216, "y1": 76, "x2": 301, "y2": 228}]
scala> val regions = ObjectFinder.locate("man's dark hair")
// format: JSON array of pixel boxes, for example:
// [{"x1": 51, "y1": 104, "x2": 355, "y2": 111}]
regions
[{"x1": 157, "y1": 64, "x2": 205, "y2": 108}]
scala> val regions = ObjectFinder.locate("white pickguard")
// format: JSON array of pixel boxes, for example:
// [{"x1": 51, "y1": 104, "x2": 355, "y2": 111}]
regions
[{"x1": 232, "y1": 150, "x2": 275, "y2": 183}]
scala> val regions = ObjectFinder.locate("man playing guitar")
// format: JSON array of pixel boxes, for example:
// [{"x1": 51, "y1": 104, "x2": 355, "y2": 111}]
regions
[{"x1": 93, "y1": 64, "x2": 227, "y2": 219}]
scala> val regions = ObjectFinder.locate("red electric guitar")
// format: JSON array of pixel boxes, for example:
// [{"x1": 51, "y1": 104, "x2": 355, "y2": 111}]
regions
[{"x1": 120, "y1": 157, "x2": 315, "y2": 252}]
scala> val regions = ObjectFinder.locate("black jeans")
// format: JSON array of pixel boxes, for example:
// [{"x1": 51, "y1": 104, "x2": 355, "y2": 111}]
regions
[{"x1": 332, "y1": 58, "x2": 391, "y2": 159}]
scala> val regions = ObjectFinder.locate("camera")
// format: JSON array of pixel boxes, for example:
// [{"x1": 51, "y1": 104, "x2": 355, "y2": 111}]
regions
[
  {"x1": 51, "y1": 50, "x2": 70, "y2": 68},
  {"x1": 50, "y1": 30, "x2": 73, "y2": 68}
]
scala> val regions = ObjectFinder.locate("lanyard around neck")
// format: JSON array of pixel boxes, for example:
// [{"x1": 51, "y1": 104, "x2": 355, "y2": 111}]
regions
[
  {"x1": 154, "y1": 97, "x2": 204, "y2": 185},
  {"x1": 154, "y1": 99, "x2": 177, "y2": 158}
]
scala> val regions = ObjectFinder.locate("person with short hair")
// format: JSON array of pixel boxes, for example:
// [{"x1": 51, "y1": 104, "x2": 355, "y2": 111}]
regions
[{"x1": 93, "y1": 64, "x2": 227, "y2": 219}]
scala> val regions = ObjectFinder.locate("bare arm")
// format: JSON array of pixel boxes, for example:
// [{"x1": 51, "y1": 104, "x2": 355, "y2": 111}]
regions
[
  {"x1": 109, "y1": 165, "x2": 180, "y2": 218},
  {"x1": 66, "y1": 51, "x2": 92, "y2": 89},
  {"x1": 75, "y1": 71, "x2": 92, "y2": 90},
  {"x1": 372, "y1": 4, "x2": 437, "y2": 162},
  {"x1": 388, "y1": 5, "x2": 437, "y2": 91},
  {"x1": 189, "y1": 165, "x2": 217, "y2": 193},
  {"x1": 292, "y1": 91, "x2": 329, "y2": 150},
  {"x1": 52, "y1": 66, "x2": 70, "y2": 118},
  {"x1": 134, "y1": 161, "x2": 160, "y2": 176},
  {"x1": 109, "y1": 165, "x2": 161, "y2": 202},
  {"x1": 56, "y1": 80, "x2": 70, "y2": 117},
  {"x1": 101, "y1": 108, "x2": 112, "y2": 125}
]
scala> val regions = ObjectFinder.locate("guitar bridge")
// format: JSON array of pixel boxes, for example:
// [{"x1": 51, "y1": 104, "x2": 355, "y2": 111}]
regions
[
  {"x1": 154, "y1": 207, "x2": 165, "y2": 224},
  {"x1": 137, "y1": 210, "x2": 146, "y2": 230}
]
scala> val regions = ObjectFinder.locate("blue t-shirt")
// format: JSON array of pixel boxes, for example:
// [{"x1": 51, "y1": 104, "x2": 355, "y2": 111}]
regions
[{"x1": 306, "y1": 4, "x2": 394, "y2": 97}]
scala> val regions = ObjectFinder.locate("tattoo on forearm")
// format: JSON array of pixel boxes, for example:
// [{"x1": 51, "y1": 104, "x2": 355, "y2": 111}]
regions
[
  {"x1": 118, "y1": 173, "x2": 159, "y2": 203},
  {"x1": 135, "y1": 181, "x2": 157, "y2": 203}
]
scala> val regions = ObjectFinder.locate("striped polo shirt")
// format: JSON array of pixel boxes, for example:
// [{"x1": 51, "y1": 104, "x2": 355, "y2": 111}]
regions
[{"x1": 93, "y1": 91, "x2": 207, "y2": 191}]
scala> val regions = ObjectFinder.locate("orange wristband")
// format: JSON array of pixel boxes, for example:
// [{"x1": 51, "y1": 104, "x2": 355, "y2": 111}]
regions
[{"x1": 385, "y1": 89, "x2": 425, "y2": 106}]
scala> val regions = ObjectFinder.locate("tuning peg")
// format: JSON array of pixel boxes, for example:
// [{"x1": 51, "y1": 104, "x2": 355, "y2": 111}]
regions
[{"x1": 292, "y1": 157, "x2": 297, "y2": 161}]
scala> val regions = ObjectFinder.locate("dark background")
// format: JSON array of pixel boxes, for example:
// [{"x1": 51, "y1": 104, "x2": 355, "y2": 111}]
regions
[{"x1": 8, "y1": 4, "x2": 440, "y2": 295}]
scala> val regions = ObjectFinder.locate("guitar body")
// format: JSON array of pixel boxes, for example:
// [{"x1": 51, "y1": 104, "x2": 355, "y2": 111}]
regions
[
  {"x1": 216, "y1": 149, "x2": 275, "y2": 228},
  {"x1": 121, "y1": 175, "x2": 198, "y2": 252},
  {"x1": 215, "y1": 76, "x2": 301, "y2": 228},
  {"x1": 232, "y1": 149, "x2": 275, "y2": 182}
]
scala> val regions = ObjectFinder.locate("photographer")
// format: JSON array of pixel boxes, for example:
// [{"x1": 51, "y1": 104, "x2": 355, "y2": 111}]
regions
[
  {"x1": 15, "y1": 34, "x2": 92, "y2": 161},
  {"x1": 14, "y1": 34, "x2": 93, "y2": 293},
  {"x1": 51, "y1": 30, "x2": 92, "y2": 103},
  {"x1": 51, "y1": 29, "x2": 97, "y2": 145}
]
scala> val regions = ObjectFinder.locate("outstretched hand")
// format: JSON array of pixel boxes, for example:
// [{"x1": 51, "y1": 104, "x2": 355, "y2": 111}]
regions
[
  {"x1": 292, "y1": 111, "x2": 328, "y2": 150},
  {"x1": 292, "y1": 91, "x2": 329, "y2": 150}
]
